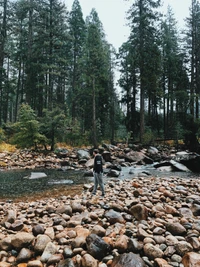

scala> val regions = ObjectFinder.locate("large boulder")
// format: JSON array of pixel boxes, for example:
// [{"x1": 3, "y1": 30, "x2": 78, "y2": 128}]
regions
[
  {"x1": 124, "y1": 151, "x2": 153, "y2": 164},
  {"x1": 173, "y1": 151, "x2": 200, "y2": 172}
]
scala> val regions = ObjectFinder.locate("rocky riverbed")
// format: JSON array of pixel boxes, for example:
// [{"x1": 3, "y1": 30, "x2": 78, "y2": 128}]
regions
[
  {"x1": 0, "y1": 175, "x2": 200, "y2": 267},
  {"x1": 0, "y1": 144, "x2": 200, "y2": 266}
]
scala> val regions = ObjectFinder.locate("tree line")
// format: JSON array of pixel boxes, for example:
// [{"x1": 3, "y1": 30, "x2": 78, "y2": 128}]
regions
[
  {"x1": 0, "y1": 0, "x2": 200, "y2": 150},
  {"x1": 119, "y1": 0, "x2": 200, "y2": 149}
]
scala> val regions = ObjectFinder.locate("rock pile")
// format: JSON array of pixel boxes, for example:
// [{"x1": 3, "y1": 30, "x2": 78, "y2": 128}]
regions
[
  {"x1": 0, "y1": 175, "x2": 200, "y2": 267},
  {"x1": 1, "y1": 144, "x2": 200, "y2": 174},
  {"x1": 0, "y1": 144, "x2": 170, "y2": 171}
]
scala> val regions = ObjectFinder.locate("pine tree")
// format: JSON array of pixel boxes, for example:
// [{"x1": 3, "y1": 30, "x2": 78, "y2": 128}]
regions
[
  {"x1": 185, "y1": 0, "x2": 200, "y2": 119},
  {"x1": 84, "y1": 9, "x2": 116, "y2": 147},
  {"x1": 68, "y1": 0, "x2": 86, "y2": 124},
  {"x1": 161, "y1": 6, "x2": 189, "y2": 139},
  {"x1": 125, "y1": 0, "x2": 162, "y2": 142}
]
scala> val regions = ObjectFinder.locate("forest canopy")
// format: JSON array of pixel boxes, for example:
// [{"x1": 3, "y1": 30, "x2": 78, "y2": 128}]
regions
[{"x1": 0, "y1": 0, "x2": 200, "y2": 150}]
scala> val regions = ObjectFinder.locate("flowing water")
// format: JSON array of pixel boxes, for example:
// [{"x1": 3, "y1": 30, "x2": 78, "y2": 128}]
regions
[
  {"x1": 0, "y1": 169, "x2": 91, "y2": 199},
  {"x1": 0, "y1": 165, "x2": 198, "y2": 200}
]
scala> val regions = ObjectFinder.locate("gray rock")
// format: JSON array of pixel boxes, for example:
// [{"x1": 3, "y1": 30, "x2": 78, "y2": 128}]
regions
[
  {"x1": 86, "y1": 234, "x2": 110, "y2": 260},
  {"x1": 16, "y1": 248, "x2": 32, "y2": 263},
  {"x1": 111, "y1": 252, "x2": 146, "y2": 267},
  {"x1": 40, "y1": 242, "x2": 57, "y2": 262},
  {"x1": 34, "y1": 234, "x2": 51, "y2": 254}
]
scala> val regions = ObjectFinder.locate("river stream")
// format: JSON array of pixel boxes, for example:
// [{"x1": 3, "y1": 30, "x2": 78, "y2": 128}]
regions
[{"x1": 0, "y1": 165, "x2": 198, "y2": 200}]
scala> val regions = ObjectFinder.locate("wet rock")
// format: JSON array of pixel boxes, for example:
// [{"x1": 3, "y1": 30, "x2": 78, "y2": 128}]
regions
[
  {"x1": 86, "y1": 234, "x2": 110, "y2": 260},
  {"x1": 170, "y1": 159, "x2": 191, "y2": 172},
  {"x1": 29, "y1": 172, "x2": 47, "y2": 179},
  {"x1": 173, "y1": 151, "x2": 200, "y2": 172},
  {"x1": 107, "y1": 169, "x2": 120, "y2": 177},
  {"x1": 111, "y1": 252, "x2": 146, "y2": 267}
]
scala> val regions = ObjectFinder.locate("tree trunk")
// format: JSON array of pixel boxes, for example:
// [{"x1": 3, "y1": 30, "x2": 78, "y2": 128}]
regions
[
  {"x1": 190, "y1": 0, "x2": 195, "y2": 118},
  {"x1": 139, "y1": 0, "x2": 145, "y2": 143},
  {"x1": 0, "y1": 0, "x2": 7, "y2": 126},
  {"x1": 92, "y1": 77, "x2": 97, "y2": 148}
]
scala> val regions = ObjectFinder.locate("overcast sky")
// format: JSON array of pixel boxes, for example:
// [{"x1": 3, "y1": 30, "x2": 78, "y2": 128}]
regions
[{"x1": 63, "y1": 0, "x2": 191, "y2": 51}]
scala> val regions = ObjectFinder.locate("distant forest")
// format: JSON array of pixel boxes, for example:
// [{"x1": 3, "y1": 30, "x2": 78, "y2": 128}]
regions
[{"x1": 0, "y1": 0, "x2": 199, "y2": 150}]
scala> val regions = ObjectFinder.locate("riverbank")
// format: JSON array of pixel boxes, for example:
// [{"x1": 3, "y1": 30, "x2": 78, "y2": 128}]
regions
[{"x1": 0, "y1": 175, "x2": 200, "y2": 267}]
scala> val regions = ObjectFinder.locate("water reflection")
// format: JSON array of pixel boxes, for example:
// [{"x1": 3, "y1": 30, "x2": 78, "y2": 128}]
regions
[
  {"x1": 0, "y1": 165, "x2": 197, "y2": 200},
  {"x1": 0, "y1": 169, "x2": 90, "y2": 199}
]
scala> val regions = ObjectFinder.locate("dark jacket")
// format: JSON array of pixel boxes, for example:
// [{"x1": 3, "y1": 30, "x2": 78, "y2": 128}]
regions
[{"x1": 93, "y1": 154, "x2": 103, "y2": 173}]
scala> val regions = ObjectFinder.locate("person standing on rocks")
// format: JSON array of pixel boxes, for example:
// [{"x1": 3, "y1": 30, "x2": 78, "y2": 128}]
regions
[{"x1": 92, "y1": 149, "x2": 105, "y2": 197}]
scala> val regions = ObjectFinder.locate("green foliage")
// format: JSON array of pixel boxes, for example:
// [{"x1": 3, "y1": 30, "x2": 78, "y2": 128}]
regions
[
  {"x1": 11, "y1": 104, "x2": 47, "y2": 149},
  {"x1": 0, "y1": 0, "x2": 198, "y2": 148},
  {"x1": 64, "y1": 119, "x2": 90, "y2": 147},
  {"x1": 40, "y1": 107, "x2": 66, "y2": 150},
  {"x1": 142, "y1": 128, "x2": 156, "y2": 146},
  {"x1": 115, "y1": 125, "x2": 128, "y2": 142},
  {"x1": 174, "y1": 121, "x2": 185, "y2": 140}
]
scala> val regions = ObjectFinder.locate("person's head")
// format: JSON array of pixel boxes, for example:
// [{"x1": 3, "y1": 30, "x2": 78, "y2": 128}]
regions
[{"x1": 93, "y1": 149, "x2": 99, "y2": 155}]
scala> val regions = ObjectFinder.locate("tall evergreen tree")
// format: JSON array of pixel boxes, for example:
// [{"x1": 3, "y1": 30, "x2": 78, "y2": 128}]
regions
[
  {"x1": 126, "y1": 0, "x2": 161, "y2": 142},
  {"x1": 185, "y1": 0, "x2": 200, "y2": 120},
  {"x1": 84, "y1": 9, "x2": 116, "y2": 147},
  {"x1": 68, "y1": 0, "x2": 86, "y2": 124},
  {"x1": 118, "y1": 41, "x2": 139, "y2": 140},
  {"x1": 0, "y1": 0, "x2": 9, "y2": 125},
  {"x1": 11, "y1": 0, "x2": 70, "y2": 116},
  {"x1": 161, "y1": 6, "x2": 183, "y2": 138}
]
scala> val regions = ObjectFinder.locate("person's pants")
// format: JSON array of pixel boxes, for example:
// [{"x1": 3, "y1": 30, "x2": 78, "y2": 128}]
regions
[{"x1": 92, "y1": 172, "x2": 104, "y2": 195}]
